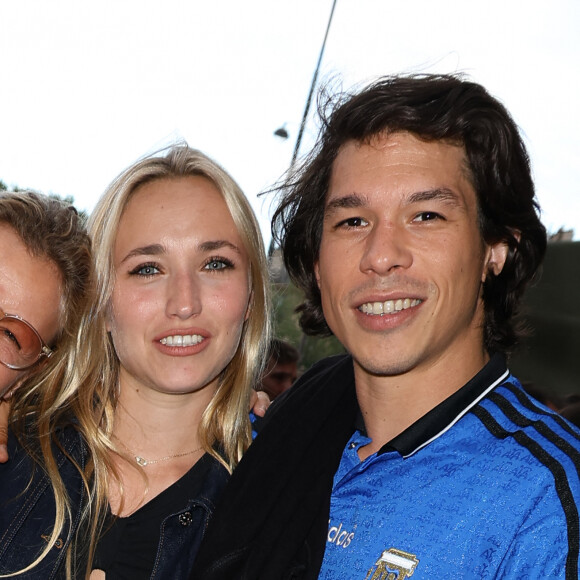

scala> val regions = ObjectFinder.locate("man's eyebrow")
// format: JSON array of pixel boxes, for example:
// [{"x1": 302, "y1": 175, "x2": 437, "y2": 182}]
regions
[
  {"x1": 324, "y1": 189, "x2": 462, "y2": 215},
  {"x1": 407, "y1": 188, "x2": 462, "y2": 206},
  {"x1": 324, "y1": 193, "x2": 368, "y2": 215}
]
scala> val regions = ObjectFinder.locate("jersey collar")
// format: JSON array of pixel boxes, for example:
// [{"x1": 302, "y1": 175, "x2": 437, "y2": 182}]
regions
[{"x1": 354, "y1": 353, "x2": 509, "y2": 458}]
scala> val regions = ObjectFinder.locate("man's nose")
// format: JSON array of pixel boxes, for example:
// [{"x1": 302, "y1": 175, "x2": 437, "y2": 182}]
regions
[{"x1": 359, "y1": 222, "x2": 413, "y2": 275}]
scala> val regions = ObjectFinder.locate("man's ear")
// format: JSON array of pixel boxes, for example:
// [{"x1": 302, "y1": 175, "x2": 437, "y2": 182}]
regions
[{"x1": 483, "y1": 239, "x2": 510, "y2": 280}]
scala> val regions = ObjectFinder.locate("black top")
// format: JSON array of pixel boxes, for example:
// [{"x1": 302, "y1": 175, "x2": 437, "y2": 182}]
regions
[{"x1": 94, "y1": 453, "x2": 214, "y2": 579}]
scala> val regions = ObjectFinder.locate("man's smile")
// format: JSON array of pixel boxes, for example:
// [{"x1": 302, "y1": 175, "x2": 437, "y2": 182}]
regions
[{"x1": 359, "y1": 299, "x2": 422, "y2": 315}]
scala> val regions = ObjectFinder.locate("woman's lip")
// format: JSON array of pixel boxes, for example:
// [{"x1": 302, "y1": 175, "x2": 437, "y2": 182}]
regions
[
  {"x1": 154, "y1": 334, "x2": 211, "y2": 356},
  {"x1": 153, "y1": 328, "x2": 210, "y2": 342},
  {"x1": 153, "y1": 328, "x2": 212, "y2": 356}
]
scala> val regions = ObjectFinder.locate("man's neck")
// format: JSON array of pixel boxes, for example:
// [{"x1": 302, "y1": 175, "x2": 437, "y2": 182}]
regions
[{"x1": 354, "y1": 348, "x2": 490, "y2": 461}]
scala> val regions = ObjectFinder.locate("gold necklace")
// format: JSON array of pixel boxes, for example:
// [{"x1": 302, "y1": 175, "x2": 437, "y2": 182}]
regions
[{"x1": 114, "y1": 436, "x2": 203, "y2": 467}]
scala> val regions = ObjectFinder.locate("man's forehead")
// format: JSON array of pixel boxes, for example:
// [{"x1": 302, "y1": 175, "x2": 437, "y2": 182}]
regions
[
  {"x1": 332, "y1": 132, "x2": 467, "y2": 165},
  {"x1": 326, "y1": 133, "x2": 472, "y2": 204}
]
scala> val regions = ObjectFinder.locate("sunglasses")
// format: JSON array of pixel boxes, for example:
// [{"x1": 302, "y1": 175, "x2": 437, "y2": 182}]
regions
[{"x1": 0, "y1": 308, "x2": 54, "y2": 370}]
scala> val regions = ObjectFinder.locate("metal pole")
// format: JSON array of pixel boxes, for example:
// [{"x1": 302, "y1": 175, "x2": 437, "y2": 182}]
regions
[
  {"x1": 291, "y1": 0, "x2": 337, "y2": 360},
  {"x1": 290, "y1": 0, "x2": 338, "y2": 168},
  {"x1": 268, "y1": 0, "x2": 337, "y2": 260}
]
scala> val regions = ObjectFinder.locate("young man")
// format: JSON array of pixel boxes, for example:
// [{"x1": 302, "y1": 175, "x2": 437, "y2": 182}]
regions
[{"x1": 191, "y1": 75, "x2": 580, "y2": 579}]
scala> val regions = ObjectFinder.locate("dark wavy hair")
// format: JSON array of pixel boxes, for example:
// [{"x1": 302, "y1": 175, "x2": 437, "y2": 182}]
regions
[{"x1": 272, "y1": 73, "x2": 547, "y2": 354}]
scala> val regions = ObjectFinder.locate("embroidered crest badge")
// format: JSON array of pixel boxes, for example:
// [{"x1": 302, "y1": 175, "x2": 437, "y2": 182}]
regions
[{"x1": 365, "y1": 547, "x2": 419, "y2": 579}]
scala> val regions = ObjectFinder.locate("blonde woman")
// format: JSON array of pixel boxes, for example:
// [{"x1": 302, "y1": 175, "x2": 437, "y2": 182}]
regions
[{"x1": 0, "y1": 145, "x2": 271, "y2": 579}]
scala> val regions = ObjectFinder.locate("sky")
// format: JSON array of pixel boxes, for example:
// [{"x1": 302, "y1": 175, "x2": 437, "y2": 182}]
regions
[{"x1": 1, "y1": 0, "x2": 579, "y2": 246}]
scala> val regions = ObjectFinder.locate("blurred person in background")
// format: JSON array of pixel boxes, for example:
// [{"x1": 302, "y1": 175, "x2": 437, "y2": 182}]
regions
[{"x1": 256, "y1": 338, "x2": 299, "y2": 400}]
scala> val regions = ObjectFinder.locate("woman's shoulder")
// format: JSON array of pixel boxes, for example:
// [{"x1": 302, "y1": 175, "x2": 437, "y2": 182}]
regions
[{"x1": 3, "y1": 420, "x2": 87, "y2": 479}]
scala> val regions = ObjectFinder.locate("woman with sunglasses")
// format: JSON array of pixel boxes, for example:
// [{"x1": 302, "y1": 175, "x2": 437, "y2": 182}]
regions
[
  {"x1": 0, "y1": 192, "x2": 90, "y2": 399},
  {"x1": 0, "y1": 191, "x2": 92, "y2": 574},
  {"x1": 0, "y1": 190, "x2": 91, "y2": 456},
  {"x1": 0, "y1": 308, "x2": 55, "y2": 386},
  {"x1": 0, "y1": 146, "x2": 270, "y2": 579}
]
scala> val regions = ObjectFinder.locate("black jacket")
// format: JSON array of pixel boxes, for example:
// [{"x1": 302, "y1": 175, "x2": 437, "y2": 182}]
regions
[{"x1": 190, "y1": 355, "x2": 358, "y2": 580}]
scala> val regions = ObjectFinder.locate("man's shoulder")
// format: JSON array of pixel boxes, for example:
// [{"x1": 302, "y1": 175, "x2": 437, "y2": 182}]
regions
[
  {"x1": 306, "y1": 353, "x2": 353, "y2": 373},
  {"x1": 491, "y1": 375, "x2": 580, "y2": 433},
  {"x1": 478, "y1": 376, "x2": 580, "y2": 473}
]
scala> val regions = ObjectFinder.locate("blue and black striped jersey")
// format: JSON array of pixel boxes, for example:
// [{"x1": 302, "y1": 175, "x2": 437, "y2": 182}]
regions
[{"x1": 319, "y1": 354, "x2": 580, "y2": 579}]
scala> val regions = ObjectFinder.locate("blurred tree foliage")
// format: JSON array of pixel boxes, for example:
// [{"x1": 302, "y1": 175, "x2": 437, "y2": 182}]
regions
[
  {"x1": 0, "y1": 179, "x2": 87, "y2": 222},
  {"x1": 271, "y1": 282, "x2": 345, "y2": 373}
]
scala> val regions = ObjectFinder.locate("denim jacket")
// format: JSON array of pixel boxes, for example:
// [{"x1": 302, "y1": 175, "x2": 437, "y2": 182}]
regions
[
  {"x1": 0, "y1": 425, "x2": 88, "y2": 579},
  {"x1": 0, "y1": 426, "x2": 229, "y2": 579}
]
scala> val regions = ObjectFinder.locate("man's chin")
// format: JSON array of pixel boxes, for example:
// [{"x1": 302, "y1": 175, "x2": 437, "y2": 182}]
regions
[{"x1": 351, "y1": 354, "x2": 416, "y2": 379}]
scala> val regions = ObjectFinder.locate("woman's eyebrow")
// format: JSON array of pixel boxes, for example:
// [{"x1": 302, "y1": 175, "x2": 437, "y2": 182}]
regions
[
  {"x1": 120, "y1": 240, "x2": 243, "y2": 264},
  {"x1": 199, "y1": 240, "x2": 242, "y2": 254},
  {"x1": 120, "y1": 244, "x2": 165, "y2": 264}
]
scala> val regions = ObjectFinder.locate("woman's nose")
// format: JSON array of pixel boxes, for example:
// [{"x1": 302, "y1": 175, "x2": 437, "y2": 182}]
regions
[{"x1": 165, "y1": 272, "x2": 202, "y2": 319}]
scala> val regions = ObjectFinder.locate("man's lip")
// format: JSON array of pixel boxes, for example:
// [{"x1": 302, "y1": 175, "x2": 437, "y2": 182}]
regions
[{"x1": 353, "y1": 293, "x2": 425, "y2": 308}]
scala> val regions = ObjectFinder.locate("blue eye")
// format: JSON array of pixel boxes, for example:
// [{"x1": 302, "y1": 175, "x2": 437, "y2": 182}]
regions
[
  {"x1": 204, "y1": 257, "x2": 234, "y2": 271},
  {"x1": 129, "y1": 263, "x2": 160, "y2": 276}
]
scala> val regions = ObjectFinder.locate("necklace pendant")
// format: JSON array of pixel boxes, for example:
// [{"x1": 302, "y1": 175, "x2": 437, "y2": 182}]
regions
[{"x1": 135, "y1": 456, "x2": 148, "y2": 466}]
